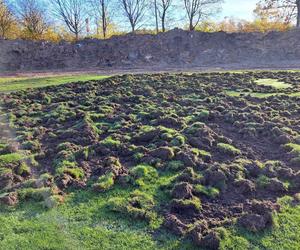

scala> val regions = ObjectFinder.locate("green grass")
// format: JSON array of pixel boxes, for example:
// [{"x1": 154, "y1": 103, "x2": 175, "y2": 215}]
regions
[
  {"x1": 217, "y1": 143, "x2": 241, "y2": 156},
  {"x1": 0, "y1": 77, "x2": 27, "y2": 84},
  {"x1": 93, "y1": 172, "x2": 115, "y2": 191},
  {"x1": 0, "y1": 153, "x2": 24, "y2": 167},
  {"x1": 225, "y1": 77, "x2": 299, "y2": 98},
  {"x1": 221, "y1": 196, "x2": 300, "y2": 250},
  {"x1": 0, "y1": 75, "x2": 109, "y2": 92},
  {"x1": 226, "y1": 90, "x2": 300, "y2": 98},
  {"x1": 285, "y1": 143, "x2": 300, "y2": 164},
  {"x1": 255, "y1": 79, "x2": 293, "y2": 89},
  {"x1": 101, "y1": 136, "x2": 121, "y2": 148},
  {"x1": 285, "y1": 143, "x2": 300, "y2": 154},
  {"x1": 1, "y1": 189, "x2": 300, "y2": 250},
  {"x1": 289, "y1": 92, "x2": 300, "y2": 97},
  {"x1": 0, "y1": 187, "x2": 193, "y2": 250}
]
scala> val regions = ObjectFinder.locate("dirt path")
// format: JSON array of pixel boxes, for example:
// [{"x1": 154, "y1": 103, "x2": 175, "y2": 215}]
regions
[{"x1": 2, "y1": 66, "x2": 300, "y2": 78}]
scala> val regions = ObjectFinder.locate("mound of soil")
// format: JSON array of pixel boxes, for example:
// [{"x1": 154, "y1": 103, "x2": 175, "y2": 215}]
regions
[
  {"x1": 2, "y1": 29, "x2": 300, "y2": 72},
  {"x1": 0, "y1": 71, "x2": 300, "y2": 249}
]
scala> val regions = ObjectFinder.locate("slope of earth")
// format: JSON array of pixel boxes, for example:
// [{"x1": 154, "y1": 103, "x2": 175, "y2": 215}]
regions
[
  {"x1": 0, "y1": 71, "x2": 300, "y2": 249},
  {"x1": 2, "y1": 29, "x2": 300, "y2": 72}
]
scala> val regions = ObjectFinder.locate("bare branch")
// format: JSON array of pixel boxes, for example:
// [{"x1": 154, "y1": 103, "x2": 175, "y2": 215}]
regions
[
  {"x1": 89, "y1": 0, "x2": 111, "y2": 38},
  {"x1": 154, "y1": 0, "x2": 173, "y2": 32},
  {"x1": 51, "y1": 0, "x2": 86, "y2": 40},
  {"x1": 183, "y1": 0, "x2": 223, "y2": 31},
  {"x1": 119, "y1": 0, "x2": 148, "y2": 32}
]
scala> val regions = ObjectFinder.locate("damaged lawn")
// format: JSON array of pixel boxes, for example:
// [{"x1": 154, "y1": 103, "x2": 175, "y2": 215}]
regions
[{"x1": 0, "y1": 71, "x2": 300, "y2": 249}]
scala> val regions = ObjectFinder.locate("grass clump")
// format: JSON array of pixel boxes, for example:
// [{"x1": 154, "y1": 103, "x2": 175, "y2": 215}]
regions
[
  {"x1": 184, "y1": 122, "x2": 206, "y2": 135},
  {"x1": 0, "y1": 143, "x2": 7, "y2": 151},
  {"x1": 129, "y1": 164, "x2": 158, "y2": 187},
  {"x1": 284, "y1": 143, "x2": 300, "y2": 154},
  {"x1": 133, "y1": 152, "x2": 144, "y2": 161},
  {"x1": 16, "y1": 162, "x2": 31, "y2": 177},
  {"x1": 284, "y1": 143, "x2": 300, "y2": 164},
  {"x1": 170, "y1": 135, "x2": 186, "y2": 147},
  {"x1": 217, "y1": 143, "x2": 241, "y2": 156},
  {"x1": 18, "y1": 187, "x2": 52, "y2": 202},
  {"x1": 194, "y1": 184, "x2": 220, "y2": 198},
  {"x1": 193, "y1": 109, "x2": 210, "y2": 121},
  {"x1": 0, "y1": 167, "x2": 12, "y2": 175},
  {"x1": 101, "y1": 136, "x2": 121, "y2": 149},
  {"x1": 93, "y1": 172, "x2": 115, "y2": 192},
  {"x1": 167, "y1": 160, "x2": 184, "y2": 171},
  {"x1": 62, "y1": 168, "x2": 85, "y2": 180},
  {"x1": 171, "y1": 196, "x2": 202, "y2": 212},
  {"x1": 176, "y1": 167, "x2": 203, "y2": 183},
  {"x1": 191, "y1": 148, "x2": 212, "y2": 161},
  {"x1": 56, "y1": 161, "x2": 84, "y2": 180},
  {"x1": 22, "y1": 140, "x2": 41, "y2": 152},
  {"x1": 107, "y1": 190, "x2": 159, "y2": 227},
  {"x1": 256, "y1": 175, "x2": 271, "y2": 188},
  {"x1": 0, "y1": 153, "x2": 24, "y2": 167}
]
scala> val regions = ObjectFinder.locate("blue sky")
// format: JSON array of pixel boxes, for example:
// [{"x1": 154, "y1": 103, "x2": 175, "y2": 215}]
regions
[{"x1": 219, "y1": 0, "x2": 258, "y2": 20}]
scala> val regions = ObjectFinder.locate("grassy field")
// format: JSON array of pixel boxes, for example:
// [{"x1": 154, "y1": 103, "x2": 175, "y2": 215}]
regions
[
  {"x1": 0, "y1": 72, "x2": 300, "y2": 250},
  {"x1": 0, "y1": 75, "x2": 109, "y2": 92}
]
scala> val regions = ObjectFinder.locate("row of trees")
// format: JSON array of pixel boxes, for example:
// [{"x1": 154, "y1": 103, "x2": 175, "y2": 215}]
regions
[
  {"x1": 0, "y1": 0, "x2": 299, "y2": 41},
  {"x1": 258, "y1": 0, "x2": 300, "y2": 27}
]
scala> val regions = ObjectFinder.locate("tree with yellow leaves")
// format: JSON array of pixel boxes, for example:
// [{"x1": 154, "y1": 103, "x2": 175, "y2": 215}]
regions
[
  {"x1": 0, "y1": 0, "x2": 15, "y2": 38},
  {"x1": 12, "y1": 0, "x2": 50, "y2": 40},
  {"x1": 257, "y1": 0, "x2": 300, "y2": 27}
]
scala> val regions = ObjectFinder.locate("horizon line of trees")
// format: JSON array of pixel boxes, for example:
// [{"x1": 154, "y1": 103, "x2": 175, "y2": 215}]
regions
[{"x1": 0, "y1": 0, "x2": 299, "y2": 42}]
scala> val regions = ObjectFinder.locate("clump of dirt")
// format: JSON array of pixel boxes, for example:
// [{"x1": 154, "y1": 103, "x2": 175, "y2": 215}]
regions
[{"x1": 0, "y1": 71, "x2": 300, "y2": 249}]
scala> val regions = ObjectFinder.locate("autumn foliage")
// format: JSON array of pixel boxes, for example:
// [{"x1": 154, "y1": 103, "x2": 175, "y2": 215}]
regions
[{"x1": 0, "y1": 0, "x2": 294, "y2": 42}]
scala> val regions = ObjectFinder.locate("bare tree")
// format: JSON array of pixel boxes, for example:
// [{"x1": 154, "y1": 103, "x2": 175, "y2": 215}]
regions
[
  {"x1": 183, "y1": 0, "x2": 222, "y2": 31},
  {"x1": 258, "y1": 0, "x2": 300, "y2": 27},
  {"x1": 0, "y1": 0, "x2": 15, "y2": 38},
  {"x1": 51, "y1": 0, "x2": 86, "y2": 40},
  {"x1": 119, "y1": 0, "x2": 148, "y2": 32},
  {"x1": 89, "y1": 0, "x2": 111, "y2": 38},
  {"x1": 156, "y1": 0, "x2": 173, "y2": 32},
  {"x1": 13, "y1": 0, "x2": 49, "y2": 39},
  {"x1": 154, "y1": 0, "x2": 158, "y2": 33}
]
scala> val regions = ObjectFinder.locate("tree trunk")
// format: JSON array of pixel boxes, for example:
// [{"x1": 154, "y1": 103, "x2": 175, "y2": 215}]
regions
[
  {"x1": 101, "y1": 1, "x2": 106, "y2": 38},
  {"x1": 297, "y1": 0, "x2": 300, "y2": 27},
  {"x1": 162, "y1": 11, "x2": 166, "y2": 32},
  {"x1": 131, "y1": 23, "x2": 135, "y2": 33},
  {"x1": 189, "y1": 18, "x2": 194, "y2": 31},
  {"x1": 96, "y1": 21, "x2": 100, "y2": 36},
  {"x1": 154, "y1": 0, "x2": 159, "y2": 33}
]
